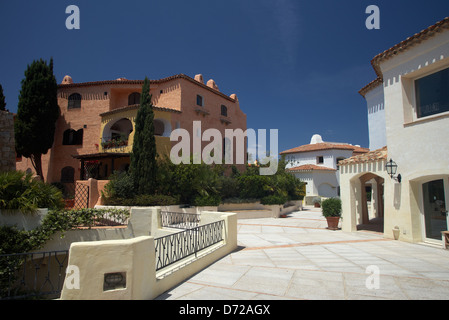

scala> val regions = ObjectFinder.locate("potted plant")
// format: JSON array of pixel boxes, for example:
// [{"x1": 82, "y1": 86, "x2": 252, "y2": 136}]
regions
[
  {"x1": 312, "y1": 196, "x2": 321, "y2": 208},
  {"x1": 321, "y1": 197, "x2": 342, "y2": 230}
]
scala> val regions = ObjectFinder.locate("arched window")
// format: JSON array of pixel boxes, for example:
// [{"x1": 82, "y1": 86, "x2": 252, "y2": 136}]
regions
[
  {"x1": 68, "y1": 93, "x2": 82, "y2": 109},
  {"x1": 128, "y1": 92, "x2": 141, "y2": 106},
  {"x1": 61, "y1": 166, "x2": 75, "y2": 183},
  {"x1": 221, "y1": 105, "x2": 228, "y2": 117},
  {"x1": 63, "y1": 129, "x2": 83, "y2": 145}
]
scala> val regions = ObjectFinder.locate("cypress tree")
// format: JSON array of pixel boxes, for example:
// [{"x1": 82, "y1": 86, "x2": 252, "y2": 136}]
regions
[
  {"x1": 129, "y1": 77, "x2": 158, "y2": 194},
  {"x1": 15, "y1": 58, "x2": 59, "y2": 181},
  {"x1": 0, "y1": 84, "x2": 6, "y2": 111}
]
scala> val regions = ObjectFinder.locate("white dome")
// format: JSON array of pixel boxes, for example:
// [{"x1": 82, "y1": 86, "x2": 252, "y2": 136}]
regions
[{"x1": 310, "y1": 134, "x2": 323, "y2": 144}]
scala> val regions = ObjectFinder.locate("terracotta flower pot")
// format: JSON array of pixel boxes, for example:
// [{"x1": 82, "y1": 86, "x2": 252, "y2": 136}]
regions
[{"x1": 325, "y1": 216, "x2": 340, "y2": 230}]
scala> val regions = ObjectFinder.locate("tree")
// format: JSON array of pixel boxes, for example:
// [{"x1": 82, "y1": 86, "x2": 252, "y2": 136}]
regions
[
  {"x1": 15, "y1": 58, "x2": 59, "y2": 181},
  {"x1": 129, "y1": 77, "x2": 158, "y2": 194},
  {"x1": 0, "y1": 84, "x2": 6, "y2": 111}
]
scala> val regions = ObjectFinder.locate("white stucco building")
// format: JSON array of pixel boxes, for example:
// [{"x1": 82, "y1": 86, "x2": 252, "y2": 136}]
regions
[
  {"x1": 340, "y1": 17, "x2": 449, "y2": 245},
  {"x1": 280, "y1": 134, "x2": 368, "y2": 201},
  {"x1": 365, "y1": 80, "x2": 387, "y2": 151}
]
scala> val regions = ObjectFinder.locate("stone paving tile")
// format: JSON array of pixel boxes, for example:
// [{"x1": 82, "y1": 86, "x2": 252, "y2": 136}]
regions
[
  {"x1": 156, "y1": 282, "x2": 204, "y2": 300},
  {"x1": 286, "y1": 270, "x2": 346, "y2": 300},
  {"x1": 229, "y1": 249, "x2": 276, "y2": 268},
  {"x1": 187, "y1": 263, "x2": 251, "y2": 287},
  {"x1": 173, "y1": 284, "x2": 260, "y2": 300},
  {"x1": 231, "y1": 266, "x2": 295, "y2": 297},
  {"x1": 157, "y1": 207, "x2": 449, "y2": 300}
]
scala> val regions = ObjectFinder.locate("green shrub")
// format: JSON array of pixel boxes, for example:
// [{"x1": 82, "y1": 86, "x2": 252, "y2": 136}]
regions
[
  {"x1": 133, "y1": 194, "x2": 179, "y2": 206},
  {"x1": 261, "y1": 194, "x2": 288, "y2": 205},
  {"x1": 101, "y1": 154, "x2": 306, "y2": 208},
  {"x1": 102, "y1": 194, "x2": 179, "y2": 206},
  {"x1": 0, "y1": 171, "x2": 64, "y2": 213},
  {"x1": 221, "y1": 197, "x2": 259, "y2": 204},
  {"x1": 237, "y1": 174, "x2": 270, "y2": 199},
  {"x1": 0, "y1": 207, "x2": 130, "y2": 296},
  {"x1": 193, "y1": 194, "x2": 221, "y2": 206},
  {"x1": 0, "y1": 208, "x2": 131, "y2": 255},
  {"x1": 321, "y1": 198, "x2": 342, "y2": 217},
  {"x1": 0, "y1": 225, "x2": 35, "y2": 255},
  {"x1": 103, "y1": 171, "x2": 135, "y2": 199},
  {"x1": 218, "y1": 175, "x2": 240, "y2": 199}
]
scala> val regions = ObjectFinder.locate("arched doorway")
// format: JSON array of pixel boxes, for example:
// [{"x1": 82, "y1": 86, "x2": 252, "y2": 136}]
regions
[{"x1": 357, "y1": 173, "x2": 384, "y2": 232}]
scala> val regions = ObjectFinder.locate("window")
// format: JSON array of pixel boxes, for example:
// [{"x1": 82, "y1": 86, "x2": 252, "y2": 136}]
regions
[
  {"x1": 63, "y1": 129, "x2": 83, "y2": 145},
  {"x1": 336, "y1": 157, "x2": 345, "y2": 170},
  {"x1": 60, "y1": 166, "x2": 75, "y2": 183},
  {"x1": 196, "y1": 95, "x2": 203, "y2": 107},
  {"x1": 221, "y1": 105, "x2": 228, "y2": 117},
  {"x1": 415, "y1": 67, "x2": 449, "y2": 118},
  {"x1": 154, "y1": 120, "x2": 165, "y2": 136},
  {"x1": 68, "y1": 93, "x2": 82, "y2": 109},
  {"x1": 128, "y1": 92, "x2": 141, "y2": 106},
  {"x1": 316, "y1": 156, "x2": 324, "y2": 164}
]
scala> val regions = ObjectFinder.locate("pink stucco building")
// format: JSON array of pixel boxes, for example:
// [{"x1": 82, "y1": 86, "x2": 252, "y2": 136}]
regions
[{"x1": 16, "y1": 73, "x2": 247, "y2": 198}]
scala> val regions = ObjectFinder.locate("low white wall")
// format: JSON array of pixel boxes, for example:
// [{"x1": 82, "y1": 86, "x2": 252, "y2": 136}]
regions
[
  {"x1": 154, "y1": 212, "x2": 237, "y2": 298},
  {"x1": 0, "y1": 209, "x2": 48, "y2": 231},
  {"x1": 60, "y1": 236, "x2": 156, "y2": 300},
  {"x1": 38, "y1": 207, "x2": 162, "y2": 252},
  {"x1": 218, "y1": 200, "x2": 302, "y2": 219},
  {"x1": 60, "y1": 211, "x2": 237, "y2": 300}
]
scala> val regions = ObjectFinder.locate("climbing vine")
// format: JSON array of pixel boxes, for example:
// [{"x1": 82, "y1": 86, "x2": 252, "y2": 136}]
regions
[{"x1": 0, "y1": 208, "x2": 130, "y2": 255}]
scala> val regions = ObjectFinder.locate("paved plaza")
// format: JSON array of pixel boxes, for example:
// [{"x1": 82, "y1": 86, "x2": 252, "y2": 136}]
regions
[{"x1": 156, "y1": 206, "x2": 449, "y2": 300}]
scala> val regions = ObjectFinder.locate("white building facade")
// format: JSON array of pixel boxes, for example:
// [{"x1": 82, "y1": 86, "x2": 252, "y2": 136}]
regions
[
  {"x1": 364, "y1": 81, "x2": 387, "y2": 151},
  {"x1": 281, "y1": 134, "x2": 368, "y2": 201},
  {"x1": 340, "y1": 17, "x2": 449, "y2": 245}
]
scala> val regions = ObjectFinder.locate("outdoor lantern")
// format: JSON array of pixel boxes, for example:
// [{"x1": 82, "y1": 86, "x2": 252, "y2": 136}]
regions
[{"x1": 385, "y1": 159, "x2": 401, "y2": 183}]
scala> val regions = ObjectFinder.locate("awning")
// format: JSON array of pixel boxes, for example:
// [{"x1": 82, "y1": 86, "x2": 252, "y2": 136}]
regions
[
  {"x1": 72, "y1": 152, "x2": 130, "y2": 160},
  {"x1": 72, "y1": 152, "x2": 130, "y2": 180}
]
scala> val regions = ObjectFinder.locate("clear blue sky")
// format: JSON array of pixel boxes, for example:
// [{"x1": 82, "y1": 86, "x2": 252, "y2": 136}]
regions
[{"x1": 1, "y1": 1, "x2": 448, "y2": 154}]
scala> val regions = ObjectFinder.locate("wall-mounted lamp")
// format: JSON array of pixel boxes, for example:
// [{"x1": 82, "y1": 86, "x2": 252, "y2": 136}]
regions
[{"x1": 385, "y1": 159, "x2": 401, "y2": 183}]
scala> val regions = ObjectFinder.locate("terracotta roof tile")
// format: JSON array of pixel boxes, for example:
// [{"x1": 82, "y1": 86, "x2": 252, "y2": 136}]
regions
[
  {"x1": 99, "y1": 104, "x2": 182, "y2": 117},
  {"x1": 280, "y1": 143, "x2": 369, "y2": 155},
  {"x1": 360, "y1": 17, "x2": 449, "y2": 96},
  {"x1": 359, "y1": 77, "x2": 383, "y2": 97},
  {"x1": 58, "y1": 73, "x2": 237, "y2": 102},
  {"x1": 338, "y1": 146, "x2": 387, "y2": 166},
  {"x1": 371, "y1": 17, "x2": 449, "y2": 77},
  {"x1": 287, "y1": 164, "x2": 336, "y2": 172}
]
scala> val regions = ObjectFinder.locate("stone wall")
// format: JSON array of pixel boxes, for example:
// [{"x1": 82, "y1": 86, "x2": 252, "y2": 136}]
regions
[{"x1": 0, "y1": 110, "x2": 15, "y2": 172}]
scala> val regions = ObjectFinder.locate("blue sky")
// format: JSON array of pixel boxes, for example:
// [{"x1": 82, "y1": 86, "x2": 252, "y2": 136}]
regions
[{"x1": 1, "y1": 1, "x2": 448, "y2": 154}]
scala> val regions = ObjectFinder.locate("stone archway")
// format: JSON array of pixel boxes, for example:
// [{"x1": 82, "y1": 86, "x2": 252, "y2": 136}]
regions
[
  {"x1": 338, "y1": 146, "x2": 388, "y2": 234},
  {"x1": 102, "y1": 117, "x2": 134, "y2": 148},
  {"x1": 357, "y1": 172, "x2": 384, "y2": 232}
]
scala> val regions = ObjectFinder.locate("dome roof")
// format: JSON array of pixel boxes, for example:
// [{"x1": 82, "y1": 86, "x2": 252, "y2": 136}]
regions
[{"x1": 61, "y1": 75, "x2": 73, "y2": 85}]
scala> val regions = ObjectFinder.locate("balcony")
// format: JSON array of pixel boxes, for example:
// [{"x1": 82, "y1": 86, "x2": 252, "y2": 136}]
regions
[{"x1": 101, "y1": 136, "x2": 131, "y2": 154}]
